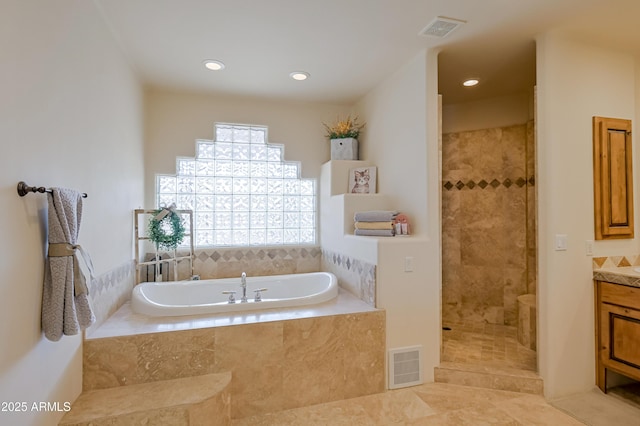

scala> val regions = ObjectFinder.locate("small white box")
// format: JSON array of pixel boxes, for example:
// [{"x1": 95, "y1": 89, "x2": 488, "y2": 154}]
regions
[{"x1": 331, "y1": 138, "x2": 358, "y2": 160}]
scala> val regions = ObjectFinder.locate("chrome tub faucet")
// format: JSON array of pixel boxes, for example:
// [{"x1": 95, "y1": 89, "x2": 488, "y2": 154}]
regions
[{"x1": 240, "y1": 272, "x2": 247, "y2": 303}]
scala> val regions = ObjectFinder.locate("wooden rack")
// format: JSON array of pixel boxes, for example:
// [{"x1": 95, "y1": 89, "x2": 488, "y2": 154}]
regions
[{"x1": 134, "y1": 209, "x2": 194, "y2": 284}]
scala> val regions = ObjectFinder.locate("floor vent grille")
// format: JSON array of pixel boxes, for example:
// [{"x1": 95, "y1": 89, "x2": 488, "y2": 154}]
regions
[{"x1": 389, "y1": 346, "x2": 423, "y2": 389}]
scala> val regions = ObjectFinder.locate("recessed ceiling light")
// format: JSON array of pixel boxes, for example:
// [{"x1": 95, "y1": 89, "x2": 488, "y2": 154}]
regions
[
  {"x1": 290, "y1": 71, "x2": 310, "y2": 81},
  {"x1": 203, "y1": 60, "x2": 225, "y2": 71},
  {"x1": 463, "y1": 79, "x2": 479, "y2": 87}
]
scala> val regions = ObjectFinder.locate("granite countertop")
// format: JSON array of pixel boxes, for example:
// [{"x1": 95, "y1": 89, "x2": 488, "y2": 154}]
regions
[{"x1": 593, "y1": 266, "x2": 640, "y2": 288}]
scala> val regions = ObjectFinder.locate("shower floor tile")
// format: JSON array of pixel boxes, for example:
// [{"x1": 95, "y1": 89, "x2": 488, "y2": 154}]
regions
[{"x1": 442, "y1": 320, "x2": 537, "y2": 372}]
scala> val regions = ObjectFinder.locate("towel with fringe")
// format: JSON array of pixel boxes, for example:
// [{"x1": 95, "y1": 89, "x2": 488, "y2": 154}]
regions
[
  {"x1": 354, "y1": 221, "x2": 394, "y2": 230},
  {"x1": 354, "y1": 229, "x2": 395, "y2": 237},
  {"x1": 42, "y1": 188, "x2": 95, "y2": 341},
  {"x1": 354, "y1": 210, "x2": 398, "y2": 222}
]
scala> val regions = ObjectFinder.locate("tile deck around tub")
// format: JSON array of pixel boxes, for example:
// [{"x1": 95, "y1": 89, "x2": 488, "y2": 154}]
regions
[
  {"x1": 83, "y1": 299, "x2": 385, "y2": 419},
  {"x1": 87, "y1": 288, "x2": 376, "y2": 339}
]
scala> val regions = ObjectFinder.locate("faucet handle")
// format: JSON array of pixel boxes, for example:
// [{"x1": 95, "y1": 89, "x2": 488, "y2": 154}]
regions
[
  {"x1": 222, "y1": 290, "x2": 236, "y2": 304},
  {"x1": 253, "y1": 288, "x2": 268, "y2": 302}
]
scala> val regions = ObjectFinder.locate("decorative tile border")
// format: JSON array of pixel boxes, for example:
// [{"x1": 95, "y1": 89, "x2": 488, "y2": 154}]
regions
[
  {"x1": 194, "y1": 246, "x2": 321, "y2": 262},
  {"x1": 321, "y1": 248, "x2": 376, "y2": 307},
  {"x1": 592, "y1": 255, "x2": 640, "y2": 270},
  {"x1": 153, "y1": 246, "x2": 322, "y2": 280},
  {"x1": 443, "y1": 176, "x2": 534, "y2": 191},
  {"x1": 86, "y1": 260, "x2": 135, "y2": 335}
]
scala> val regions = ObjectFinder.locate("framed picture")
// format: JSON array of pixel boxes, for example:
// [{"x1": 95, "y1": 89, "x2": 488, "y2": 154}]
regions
[{"x1": 348, "y1": 166, "x2": 377, "y2": 194}]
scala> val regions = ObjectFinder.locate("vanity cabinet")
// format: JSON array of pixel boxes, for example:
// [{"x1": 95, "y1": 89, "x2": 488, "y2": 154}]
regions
[{"x1": 594, "y1": 280, "x2": 640, "y2": 392}]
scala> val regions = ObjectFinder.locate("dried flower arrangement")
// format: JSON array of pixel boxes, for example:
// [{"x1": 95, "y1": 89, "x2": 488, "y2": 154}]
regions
[{"x1": 323, "y1": 115, "x2": 366, "y2": 140}]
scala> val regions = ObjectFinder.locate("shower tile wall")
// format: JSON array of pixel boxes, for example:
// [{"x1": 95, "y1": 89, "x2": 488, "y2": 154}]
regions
[
  {"x1": 442, "y1": 122, "x2": 536, "y2": 326},
  {"x1": 525, "y1": 121, "x2": 536, "y2": 296}
]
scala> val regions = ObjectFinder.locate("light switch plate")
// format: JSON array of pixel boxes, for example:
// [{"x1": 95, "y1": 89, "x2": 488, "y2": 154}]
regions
[
  {"x1": 555, "y1": 234, "x2": 568, "y2": 251},
  {"x1": 404, "y1": 256, "x2": 414, "y2": 272}
]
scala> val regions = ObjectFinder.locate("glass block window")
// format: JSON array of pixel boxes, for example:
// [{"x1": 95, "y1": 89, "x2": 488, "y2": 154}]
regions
[{"x1": 156, "y1": 123, "x2": 316, "y2": 247}]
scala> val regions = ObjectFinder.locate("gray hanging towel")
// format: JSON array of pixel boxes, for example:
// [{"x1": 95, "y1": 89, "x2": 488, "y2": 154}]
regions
[{"x1": 42, "y1": 188, "x2": 95, "y2": 341}]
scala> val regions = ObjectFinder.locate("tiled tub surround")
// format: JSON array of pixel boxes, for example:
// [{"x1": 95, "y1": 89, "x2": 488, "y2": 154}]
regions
[
  {"x1": 321, "y1": 248, "x2": 376, "y2": 306},
  {"x1": 147, "y1": 245, "x2": 375, "y2": 307},
  {"x1": 147, "y1": 246, "x2": 322, "y2": 282},
  {"x1": 83, "y1": 290, "x2": 385, "y2": 419},
  {"x1": 86, "y1": 260, "x2": 136, "y2": 334},
  {"x1": 442, "y1": 121, "x2": 536, "y2": 326}
]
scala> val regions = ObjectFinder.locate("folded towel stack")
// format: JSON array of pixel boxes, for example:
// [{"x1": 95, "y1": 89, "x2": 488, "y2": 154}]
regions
[{"x1": 354, "y1": 210, "x2": 398, "y2": 237}]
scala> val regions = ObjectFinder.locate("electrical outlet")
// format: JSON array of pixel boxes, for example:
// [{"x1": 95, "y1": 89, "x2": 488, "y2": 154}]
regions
[
  {"x1": 404, "y1": 256, "x2": 414, "y2": 272},
  {"x1": 585, "y1": 240, "x2": 594, "y2": 256}
]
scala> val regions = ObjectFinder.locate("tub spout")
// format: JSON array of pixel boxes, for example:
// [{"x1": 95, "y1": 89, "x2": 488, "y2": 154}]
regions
[{"x1": 240, "y1": 272, "x2": 247, "y2": 303}]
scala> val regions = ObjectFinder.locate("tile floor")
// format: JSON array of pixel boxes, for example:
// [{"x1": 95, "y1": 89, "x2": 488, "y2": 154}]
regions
[
  {"x1": 230, "y1": 319, "x2": 640, "y2": 425},
  {"x1": 441, "y1": 320, "x2": 537, "y2": 371},
  {"x1": 232, "y1": 382, "x2": 583, "y2": 425},
  {"x1": 551, "y1": 386, "x2": 640, "y2": 426}
]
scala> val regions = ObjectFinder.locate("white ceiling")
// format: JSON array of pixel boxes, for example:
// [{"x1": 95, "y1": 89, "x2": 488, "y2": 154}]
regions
[{"x1": 95, "y1": 0, "x2": 640, "y2": 105}]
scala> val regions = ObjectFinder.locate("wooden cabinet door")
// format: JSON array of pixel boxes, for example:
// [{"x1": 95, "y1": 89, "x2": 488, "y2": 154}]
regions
[
  {"x1": 595, "y1": 281, "x2": 640, "y2": 392},
  {"x1": 593, "y1": 116, "x2": 633, "y2": 240},
  {"x1": 599, "y1": 303, "x2": 640, "y2": 380}
]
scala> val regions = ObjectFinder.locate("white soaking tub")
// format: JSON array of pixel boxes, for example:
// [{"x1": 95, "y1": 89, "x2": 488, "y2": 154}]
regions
[{"x1": 131, "y1": 272, "x2": 338, "y2": 317}]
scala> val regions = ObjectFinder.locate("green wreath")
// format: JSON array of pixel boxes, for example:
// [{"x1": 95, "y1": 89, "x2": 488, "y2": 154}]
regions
[{"x1": 148, "y1": 206, "x2": 185, "y2": 250}]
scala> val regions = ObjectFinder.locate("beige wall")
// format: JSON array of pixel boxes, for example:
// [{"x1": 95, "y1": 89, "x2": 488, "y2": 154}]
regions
[
  {"x1": 144, "y1": 89, "x2": 352, "y2": 209},
  {"x1": 442, "y1": 92, "x2": 533, "y2": 134},
  {"x1": 0, "y1": 1, "x2": 144, "y2": 424},
  {"x1": 354, "y1": 51, "x2": 442, "y2": 382},
  {"x1": 536, "y1": 31, "x2": 638, "y2": 398},
  {"x1": 356, "y1": 53, "x2": 430, "y2": 234}
]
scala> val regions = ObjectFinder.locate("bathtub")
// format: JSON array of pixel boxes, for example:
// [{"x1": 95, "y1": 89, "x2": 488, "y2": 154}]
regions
[{"x1": 131, "y1": 272, "x2": 338, "y2": 317}]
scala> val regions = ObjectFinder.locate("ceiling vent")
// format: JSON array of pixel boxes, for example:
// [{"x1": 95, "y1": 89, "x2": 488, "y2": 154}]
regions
[{"x1": 420, "y1": 16, "x2": 466, "y2": 38}]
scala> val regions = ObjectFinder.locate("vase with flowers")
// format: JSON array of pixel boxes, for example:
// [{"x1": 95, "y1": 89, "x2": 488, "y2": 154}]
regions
[{"x1": 323, "y1": 115, "x2": 366, "y2": 160}]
